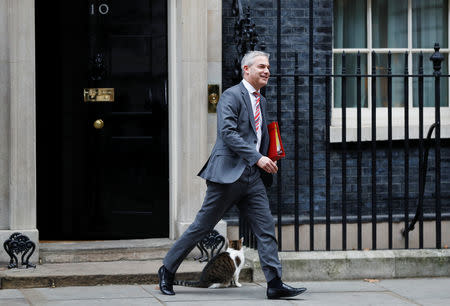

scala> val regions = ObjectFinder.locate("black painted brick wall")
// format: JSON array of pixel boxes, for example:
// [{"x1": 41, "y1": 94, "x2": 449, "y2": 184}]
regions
[{"x1": 222, "y1": 0, "x2": 450, "y2": 222}]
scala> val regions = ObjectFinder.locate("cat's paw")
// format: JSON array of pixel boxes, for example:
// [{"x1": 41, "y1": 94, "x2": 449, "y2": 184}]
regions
[{"x1": 235, "y1": 282, "x2": 242, "y2": 287}]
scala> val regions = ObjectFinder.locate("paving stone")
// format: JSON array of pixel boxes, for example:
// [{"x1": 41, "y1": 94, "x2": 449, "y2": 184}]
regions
[
  {"x1": 38, "y1": 298, "x2": 161, "y2": 306},
  {"x1": 164, "y1": 300, "x2": 293, "y2": 305},
  {"x1": 280, "y1": 280, "x2": 386, "y2": 292},
  {"x1": 288, "y1": 291, "x2": 415, "y2": 305},
  {"x1": 376, "y1": 277, "x2": 450, "y2": 305},
  {"x1": 0, "y1": 300, "x2": 30, "y2": 306},
  {"x1": 22, "y1": 285, "x2": 151, "y2": 300},
  {"x1": 142, "y1": 283, "x2": 267, "y2": 302},
  {"x1": 1, "y1": 278, "x2": 449, "y2": 305},
  {"x1": 0, "y1": 291, "x2": 28, "y2": 306},
  {"x1": 0, "y1": 289, "x2": 25, "y2": 298}
]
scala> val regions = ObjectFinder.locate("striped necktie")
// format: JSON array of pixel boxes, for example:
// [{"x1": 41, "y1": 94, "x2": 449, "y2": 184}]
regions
[{"x1": 253, "y1": 92, "x2": 261, "y2": 131}]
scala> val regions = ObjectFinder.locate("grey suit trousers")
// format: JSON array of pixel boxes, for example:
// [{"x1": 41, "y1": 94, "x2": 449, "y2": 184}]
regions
[{"x1": 163, "y1": 165, "x2": 282, "y2": 282}]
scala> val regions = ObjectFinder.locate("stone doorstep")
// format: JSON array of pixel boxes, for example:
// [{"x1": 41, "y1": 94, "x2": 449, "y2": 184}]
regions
[
  {"x1": 38, "y1": 221, "x2": 227, "y2": 264},
  {"x1": 0, "y1": 260, "x2": 253, "y2": 289},
  {"x1": 39, "y1": 238, "x2": 176, "y2": 263},
  {"x1": 1, "y1": 237, "x2": 255, "y2": 289},
  {"x1": 3, "y1": 247, "x2": 449, "y2": 290},
  {"x1": 245, "y1": 248, "x2": 450, "y2": 282}
]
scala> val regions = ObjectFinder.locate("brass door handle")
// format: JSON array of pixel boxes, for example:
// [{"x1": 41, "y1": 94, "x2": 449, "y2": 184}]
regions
[{"x1": 93, "y1": 119, "x2": 104, "y2": 129}]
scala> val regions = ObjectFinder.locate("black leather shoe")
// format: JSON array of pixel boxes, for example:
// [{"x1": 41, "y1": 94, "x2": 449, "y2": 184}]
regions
[
  {"x1": 267, "y1": 282, "x2": 307, "y2": 299},
  {"x1": 158, "y1": 265, "x2": 175, "y2": 295}
]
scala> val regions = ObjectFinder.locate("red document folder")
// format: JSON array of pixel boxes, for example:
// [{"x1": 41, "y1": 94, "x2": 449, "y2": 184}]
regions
[{"x1": 267, "y1": 122, "x2": 286, "y2": 161}]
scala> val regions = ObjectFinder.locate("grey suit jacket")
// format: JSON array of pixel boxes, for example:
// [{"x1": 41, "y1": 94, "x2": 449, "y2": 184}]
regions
[{"x1": 198, "y1": 81, "x2": 271, "y2": 184}]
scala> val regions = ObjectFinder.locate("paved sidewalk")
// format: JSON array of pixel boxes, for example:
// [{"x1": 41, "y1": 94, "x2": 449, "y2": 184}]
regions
[{"x1": 0, "y1": 277, "x2": 449, "y2": 305}]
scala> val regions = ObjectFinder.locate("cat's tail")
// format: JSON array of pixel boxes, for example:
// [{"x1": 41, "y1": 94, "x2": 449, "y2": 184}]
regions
[{"x1": 173, "y1": 280, "x2": 205, "y2": 287}]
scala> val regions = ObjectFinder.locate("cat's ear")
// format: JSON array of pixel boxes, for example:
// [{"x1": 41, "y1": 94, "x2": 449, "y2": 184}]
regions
[{"x1": 240, "y1": 237, "x2": 244, "y2": 245}]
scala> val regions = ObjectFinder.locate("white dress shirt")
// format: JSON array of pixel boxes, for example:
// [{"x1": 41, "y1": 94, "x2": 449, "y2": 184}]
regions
[{"x1": 242, "y1": 79, "x2": 262, "y2": 152}]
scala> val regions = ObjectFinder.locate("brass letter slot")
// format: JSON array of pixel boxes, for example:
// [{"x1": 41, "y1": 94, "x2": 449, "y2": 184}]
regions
[{"x1": 84, "y1": 88, "x2": 115, "y2": 102}]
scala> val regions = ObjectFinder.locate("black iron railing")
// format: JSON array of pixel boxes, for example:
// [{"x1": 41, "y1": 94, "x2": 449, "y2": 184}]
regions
[{"x1": 239, "y1": 44, "x2": 447, "y2": 251}]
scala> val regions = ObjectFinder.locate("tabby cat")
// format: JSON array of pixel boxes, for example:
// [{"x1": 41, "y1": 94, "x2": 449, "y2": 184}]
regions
[{"x1": 173, "y1": 238, "x2": 245, "y2": 288}]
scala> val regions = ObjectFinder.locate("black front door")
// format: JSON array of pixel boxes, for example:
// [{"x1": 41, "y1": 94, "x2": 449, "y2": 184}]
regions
[{"x1": 36, "y1": 0, "x2": 169, "y2": 239}]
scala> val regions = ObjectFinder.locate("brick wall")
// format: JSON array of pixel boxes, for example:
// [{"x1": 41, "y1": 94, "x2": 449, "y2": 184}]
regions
[{"x1": 222, "y1": 0, "x2": 450, "y2": 222}]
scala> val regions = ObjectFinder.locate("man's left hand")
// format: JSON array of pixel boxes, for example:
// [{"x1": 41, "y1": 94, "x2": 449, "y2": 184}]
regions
[{"x1": 257, "y1": 156, "x2": 278, "y2": 174}]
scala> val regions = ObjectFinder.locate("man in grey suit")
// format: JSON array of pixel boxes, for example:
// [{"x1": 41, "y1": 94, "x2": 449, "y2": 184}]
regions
[{"x1": 158, "y1": 51, "x2": 306, "y2": 299}]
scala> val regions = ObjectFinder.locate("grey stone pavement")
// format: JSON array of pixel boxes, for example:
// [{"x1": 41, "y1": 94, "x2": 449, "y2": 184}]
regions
[{"x1": 0, "y1": 277, "x2": 449, "y2": 305}]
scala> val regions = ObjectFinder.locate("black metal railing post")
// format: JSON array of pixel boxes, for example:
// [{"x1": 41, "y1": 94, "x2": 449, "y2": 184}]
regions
[
  {"x1": 387, "y1": 52, "x2": 393, "y2": 249},
  {"x1": 430, "y1": 43, "x2": 443, "y2": 249},
  {"x1": 239, "y1": 214, "x2": 243, "y2": 244},
  {"x1": 356, "y1": 51, "x2": 362, "y2": 250},
  {"x1": 308, "y1": 0, "x2": 315, "y2": 251},
  {"x1": 325, "y1": 55, "x2": 331, "y2": 251},
  {"x1": 341, "y1": 52, "x2": 347, "y2": 250},
  {"x1": 371, "y1": 51, "x2": 377, "y2": 250},
  {"x1": 240, "y1": 214, "x2": 249, "y2": 248},
  {"x1": 419, "y1": 52, "x2": 424, "y2": 249},
  {"x1": 404, "y1": 51, "x2": 410, "y2": 249},
  {"x1": 294, "y1": 52, "x2": 300, "y2": 251}
]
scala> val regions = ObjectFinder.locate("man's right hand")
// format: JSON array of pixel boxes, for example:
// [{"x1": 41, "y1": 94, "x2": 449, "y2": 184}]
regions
[{"x1": 257, "y1": 156, "x2": 278, "y2": 174}]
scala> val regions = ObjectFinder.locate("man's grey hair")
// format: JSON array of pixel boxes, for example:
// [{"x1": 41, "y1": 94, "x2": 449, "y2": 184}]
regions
[{"x1": 241, "y1": 50, "x2": 270, "y2": 76}]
